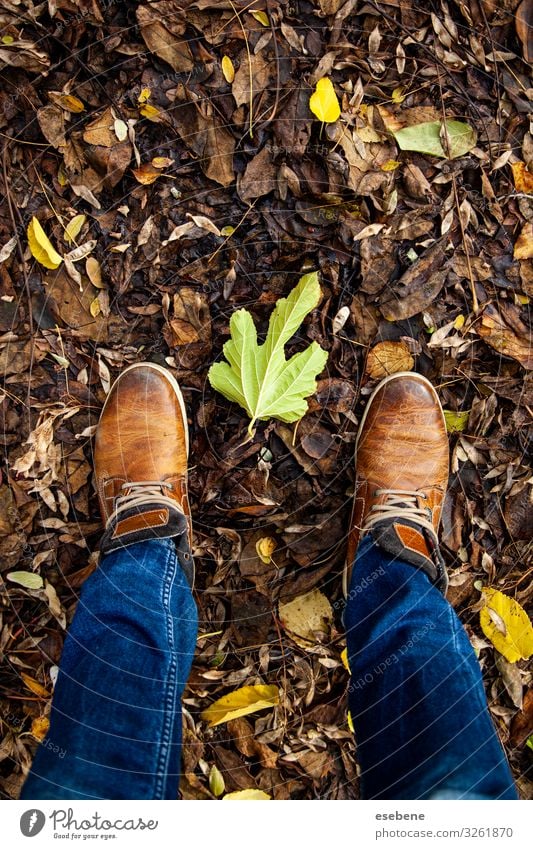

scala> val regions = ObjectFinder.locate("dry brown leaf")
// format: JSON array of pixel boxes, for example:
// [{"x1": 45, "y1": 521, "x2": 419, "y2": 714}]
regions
[
  {"x1": 514, "y1": 222, "x2": 533, "y2": 260},
  {"x1": 83, "y1": 108, "x2": 117, "y2": 148},
  {"x1": 476, "y1": 303, "x2": 533, "y2": 370},
  {"x1": 379, "y1": 241, "x2": 449, "y2": 321},
  {"x1": 136, "y1": 2, "x2": 194, "y2": 72},
  {"x1": 511, "y1": 162, "x2": 533, "y2": 194},
  {"x1": 278, "y1": 588, "x2": 333, "y2": 649},
  {"x1": 366, "y1": 341, "x2": 414, "y2": 378}
]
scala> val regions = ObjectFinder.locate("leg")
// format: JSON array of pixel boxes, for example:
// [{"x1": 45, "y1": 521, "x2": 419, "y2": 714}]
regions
[
  {"x1": 21, "y1": 539, "x2": 197, "y2": 799},
  {"x1": 345, "y1": 536, "x2": 517, "y2": 799},
  {"x1": 344, "y1": 372, "x2": 518, "y2": 800},
  {"x1": 21, "y1": 363, "x2": 197, "y2": 799}
]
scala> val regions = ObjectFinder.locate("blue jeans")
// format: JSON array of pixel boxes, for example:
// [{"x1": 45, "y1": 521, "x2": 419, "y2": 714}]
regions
[{"x1": 21, "y1": 536, "x2": 517, "y2": 799}]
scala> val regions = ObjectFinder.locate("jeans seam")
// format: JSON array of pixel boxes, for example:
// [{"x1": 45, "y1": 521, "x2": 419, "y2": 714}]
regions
[{"x1": 153, "y1": 542, "x2": 179, "y2": 798}]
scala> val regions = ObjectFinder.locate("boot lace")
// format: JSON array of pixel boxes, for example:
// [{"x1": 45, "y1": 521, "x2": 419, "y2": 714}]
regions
[
  {"x1": 361, "y1": 489, "x2": 435, "y2": 534},
  {"x1": 109, "y1": 480, "x2": 184, "y2": 524}
]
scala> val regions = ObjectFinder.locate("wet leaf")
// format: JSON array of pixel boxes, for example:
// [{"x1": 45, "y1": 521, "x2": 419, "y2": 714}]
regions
[
  {"x1": 208, "y1": 272, "x2": 328, "y2": 435},
  {"x1": 223, "y1": 789, "x2": 271, "y2": 800},
  {"x1": 309, "y1": 78, "x2": 341, "y2": 123},
  {"x1": 201, "y1": 684, "x2": 279, "y2": 728},
  {"x1": 278, "y1": 588, "x2": 333, "y2": 649},
  {"x1": 392, "y1": 120, "x2": 477, "y2": 159},
  {"x1": 7, "y1": 571, "x2": 44, "y2": 589},
  {"x1": 480, "y1": 588, "x2": 533, "y2": 663},
  {"x1": 27, "y1": 217, "x2": 63, "y2": 270},
  {"x1": 365, "y1": 341, "x2": 414, "y2": 379}
]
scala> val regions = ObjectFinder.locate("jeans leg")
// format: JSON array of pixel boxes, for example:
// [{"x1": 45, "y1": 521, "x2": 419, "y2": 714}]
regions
[
  {"x1": 345, "y1": 536, "x2": 518, "y2": 800},
  {"x1": 21, "y1": 538, "x2": 198, "y2": 800}
]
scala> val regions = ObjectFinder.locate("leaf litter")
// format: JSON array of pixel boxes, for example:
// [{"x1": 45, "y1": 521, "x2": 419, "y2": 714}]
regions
[{"x1": 0, "y1": 0, "x2": 531, "y2": 802}]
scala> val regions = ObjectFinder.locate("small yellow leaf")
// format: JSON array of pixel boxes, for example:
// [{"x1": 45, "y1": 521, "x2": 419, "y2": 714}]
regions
[
  {"x1": 138, "y1": 87, "x2": 151, "y2": 103},
  {"x1": 201, "y1": 684, "x2": 279, "y2": 728},
  {"x1": 209, "y1": 764, "x2": 225, "y2": 797},
  {"x1": 86, "y1": 256, "x2": 104, "y2": 288},
  {"x1": 31, "y1": 716, "x2": 49, "y2": 741},
  {"x1": 340, "y1": 647, "x2": 350, "y2": 673},
  {"x1": 223, "y1": 789, "x2": 271, "y2": 800},
  {"x1": 140, "y1": 103, "x2": 161, "y2": 121},
  {"x1": 27, "y1": 217, "x2": 63, "y2": 270},
  {"x1": 90, "y1": 296, "x2": 101, "y2": 318},
  {"x1": 480, "y1": 587, "x2": 533, "y2": 663},
  {"x1": 57, "y1": 163, "x2": 68, "y2": 186},
  {"x1": 221, "y1": 225, "x2": 235, "y2": 236},
  {"x1": 250, "y1": 10, "x2": 269, "y2": 26},
  {"x1": 151, "y1": 156, "x2": 173, "y2": 169},
  {"x1": 133, "y1": 163, "x2": 163, "y2": 185},
  {"x1": 381, "y1": 159, "x2": 401, "y2": 172},
  {"x1": 60, "y1": 94, "x2": 85, "y2": 113},
  {"x1": 443, "y1": 409, "x2": 470, "y2": 433},
  {"x1": 21, "y1": 673, "x2": 50, "y2": 699},
  {"x1": 309, "y1": 78, "x2": 341, "y2": 123},
  {"x1": 366, "y1": 341, "x2": 414, "y2": 379},
  {"x1": 222, "y1": 55, "x2": 235, "y2": 83},
  {"x1": 256, "y1": 536, "x2": 276, "y2": 564},
  {"x1": 347, "y1": 710, "x2": 354, "y2": 734},
  {"x1": 511, "y1": 161, "x2": 533, "y2": 195},
  {"x1": 2, "y1": 35, "x2": 15, "y2": 44},
  {"x1": 64, "y1": 214, "x2": 86, "y2": 244},
  {"x1": 453, "y1": 313, "x2": 465, "y2": 329},
  {"x1": 392, "y1": 86, "x2": 406, "y2": 104}
]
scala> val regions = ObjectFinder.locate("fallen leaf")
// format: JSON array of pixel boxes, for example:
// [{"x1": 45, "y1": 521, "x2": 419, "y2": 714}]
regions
[
  {"x1": 514, "y1": 222, "x2": 533, "y2": 260},
  {"x1": 64, "y1": 214, "x2": 86, "y2": 244},
  {"x1": 31, "y1": 716, "x2": 50, "y2": 741},
  {"x1": 256, "y1": 537, "x2": 276, "y2": 564},
  {"x1": 209, "y1": 764, "x2": 225, "y2": 797},
  {"x1": 365, "y1": 341, "x2": 414, "y2": 378},
  {"x1": 379, "y1": 241, "x2": 448, "y2": 321},
  {"x1": 443, "y1": 409, "x2": 470, "y2": 433},
  {"x1": 222, "y1": 55, "x2": 235, "y2": 83},
  {"x1": 309, "y1": 78, "x2": 341, "y2": 123},
  {"x1": 476, "y1": 303, "x2": 533, "y2": 370},
  {"x1": 7, "y1": 571, "x2": 44, "y2": 589},
  {"x1": 278, "y1": 588, "x2": 333, "y2": 649},
  {"x1": 480, "y1": 587, "x2": 533, "y2": 663},
  {"x1": 21, "y1": 673, "x2": 50, "y2": 698},
  {"x1": 139, "y1": 103, "x2": 161, "y2": 122},
  {"x1": 495, "y1": 653, "x2": 523, "y2": 709},
  {"x1": 27, "y1": 217, "x2": 63, "y2": 270},
  {"x1": 223, "y1": 789, "x2": 271, "y2": 800},
  {"x1": 137, "y1": 3, "x2": 194, "y2": 73},
  {"x1": 201, "y1": 684, "x2": 279, "y2": 728},
  {"x1": 511, "y1": 161, "x2": 533, "y2": 194},
  {"x1": 86, "y1": 257, "x2": 104, "y2": 288},
  {"x1": 132, "y1": 162, "x2": 166, "y2": 185},
  {"x1": 82, "y1": 107, "x2": 117, "y2": 148},
  {"x1": 392, "y1": 120, "x2": 477, "y2": 159},
  {"x1": 208, "y1": 272, "x2": 328, "y2": 435}
]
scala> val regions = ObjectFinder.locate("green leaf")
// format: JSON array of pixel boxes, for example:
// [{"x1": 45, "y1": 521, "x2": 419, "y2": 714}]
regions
[
  {"x1": 208, "y1": 272, "x2": 328, "y2": 435},
  {"x1": 209, "y1": 764, "x2": 225, "y2": 797},
  {"x1": 526, "y1": 736, "x2": 533, "y2": 752},
  {"x1": 443, "y1": 409, "x2": 470, "y2": 433},
  {"x1": 7, "y1": 571, "x2": 44, "y2": 589},
  {"x1": 392, "y1": 120, "x2": 477, "y2": 159}
]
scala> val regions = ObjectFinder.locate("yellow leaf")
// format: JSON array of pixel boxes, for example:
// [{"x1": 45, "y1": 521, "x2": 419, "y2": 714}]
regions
[
  {"x1": 57, "y1": 163, "x2": 68, "y2": 187},
  {"x1": 480, "y1": 587, "x2": 533, "y2": 663},
  {"x1": 138, "y1": 87, "x2": 151, "y2": 103},
  {"x1": 64, "y1": 214, "x2": 86, "y2": 244},
  {"x1": 2, "y1": 35, "x2": 15, "y2": 44},
  {"x1": 133, "y1": 163, "x2": 163, "y2": 185},
  {"x1": 381, "y1": 159, "x2": 400, "y2": 172},
  {"x1": 365, "y1": 341, "x2": 414, "y2": 379},
  {"x1": 221, "y1": 225, "x2": 235, "y2": 236},
  {"x1": 151, "y1": 156, "x2": 173, "y2": 169},
  {"x1": 511, "y1": 161, "x2": 533, "y2": 195},
  {"x1": 250, "y1": 10, "x2": 269, "y2": 26},
  {"x1": 443, "y1": 409, "x2": 470, "y2": 433},
  {"x1": 90, "y1": 296, "x2": 101, "y2": 317},
  {"x1": 209, "y1": 764, "x2": 225, "y2": 797},
  {"x1": 86, "y1": 256, "x2": 104, "y2": 288},
  {"x1": 31, "y1": 716, "x2": 49, "y2": 741},
  {"x1": 392, "y1": 86, "x2": 406, "y2": 104},
  {"x1": 223, "y1": 789, "x2": 271, "y2": 800},
  {"x1": 347, "y1": 710, "x2": 354, "y2": 734},
  {"x1": 278, "y1": 588, "x2": 333, "y2": 650},
  {"x1": 309, "y1": 78, "x2": 341, "y2": 123},
  {"x1": 453, "y1": 313, "x2": 465, "y2": 329},
  {"x1": 514, "y1": 222, "x2": 533, "y2": 260},
  {"x1": 140, "y1": 103, "x2": 161, "y2": 121},
  {"x1": 27, "y1": 217, "x2": 63, "y2": 270},
  {"x1": 21, "y1": 673, "x2": 50, "y2": 699},
  {"x1": 256, "y1": 536, "x2": 276, "y2": 564},
  {"x1": 201, "y1": 684, "x2": 279, "y2": 728},
  {"x1": 222, "y1": 55, "x2": 235, "y2": 83},
  {"x1": 340, "y1": 647, "x2": 350, "y2": 672},
  {"x1": 60, "y1": 94, "x2": 85, "y2": 113}
]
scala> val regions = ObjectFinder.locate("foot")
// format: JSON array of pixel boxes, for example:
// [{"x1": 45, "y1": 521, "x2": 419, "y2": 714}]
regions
[
  {"x1": 94, "y1": 362, "x2": 193, "y2": 585},
  {"x1": 344, "y1": 372, "x2": 449, "y2": 596}
]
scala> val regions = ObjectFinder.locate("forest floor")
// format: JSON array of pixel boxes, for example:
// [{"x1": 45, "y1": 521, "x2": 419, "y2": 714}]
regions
[{"x1": 0, "y1": 0, "x2": 531, "y2": 800}]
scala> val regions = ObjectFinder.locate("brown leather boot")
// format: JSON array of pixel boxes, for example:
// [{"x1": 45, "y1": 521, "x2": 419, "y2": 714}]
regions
[
  {"x1": 94, "y1": 362, "x2": 193, "y2": 586},
  {"x1": 344, "y1": 372, "x2": 449, "y2": 596}
]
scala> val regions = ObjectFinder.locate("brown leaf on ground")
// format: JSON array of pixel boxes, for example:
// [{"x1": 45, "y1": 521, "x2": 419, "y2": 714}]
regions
[
  {"x1": 510, "y1": 687, "x2": 533, "y2": 747},
  {"x1": 515, "y1": 0, "x2": 533, "y2": 63},
  {"x1": 171, "y1": 89, "x2": 235, "y2": 186},
  {"x1": 136, "y1": 2, "x2": 194, "y2": 73},
  {"x1": 238, "y1": 146, "x2": 277, "y2": 203},
  {"x1": 43, "y1": 269, "x2": 108, "y2": 342},
  {"x1": 227, "y1": 717, "x2": 278, "y2": 768},
  {"x1": 514, "y1": 222, "x2": 533, "y2": 260},
  {"x1": 37, "y1": 105, "x2": 66, "y2": 149},
  {"x1": 379, "y1": 240, "x2": 449, "y2": 321},
  {"x1": 476, "y1": 303, "x2": 533, "y2": 370},
  {"x1": 82, "y1": 108, "x2": 117, "y2": 148},
  {"x1": 365, "y1": 341, "x2": 414, "y2": 379}
]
